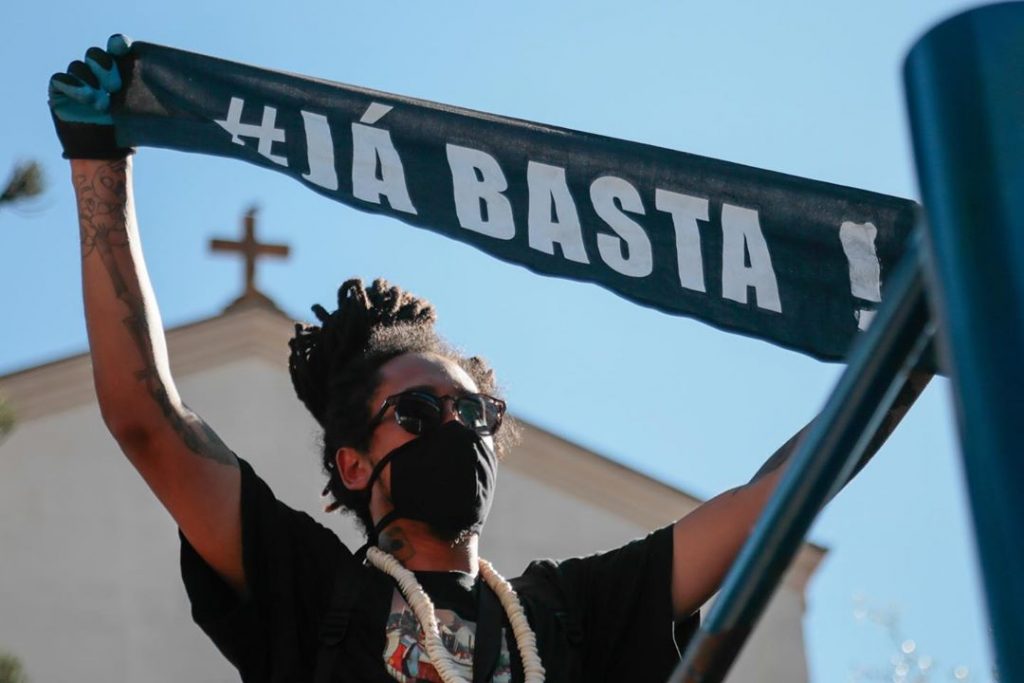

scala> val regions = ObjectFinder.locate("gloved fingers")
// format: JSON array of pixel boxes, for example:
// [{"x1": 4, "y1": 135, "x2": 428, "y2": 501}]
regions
[
  {"x1": 47, "y1": 37, "x2": 134, "y2": 156},
  {"x1": 48, "y1": 72, "x2": 111, "y2": 124},
  {"x1": 67, "y1": 60, "x2": 99, "y2": 89},
  {"x1": 84, "y1": 47, "x2": 122, "y2": 94},
  {"x1": 85, "y1": 47, "x2": 114, "y2": 74},
  {"x1": 61, "y1": 61, "x2": 110, "y2": 112},
  {"x1": 106, "y1": 34, "x2": 132, "y2": 57},
  {"x1": 48, "y1": 72, "x2": 94, "y2": 106}
]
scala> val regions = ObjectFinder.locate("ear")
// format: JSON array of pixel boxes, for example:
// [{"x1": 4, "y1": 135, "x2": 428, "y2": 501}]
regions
[{"x1": 336, "y1": 446, "x2": 372, "y2": 491}]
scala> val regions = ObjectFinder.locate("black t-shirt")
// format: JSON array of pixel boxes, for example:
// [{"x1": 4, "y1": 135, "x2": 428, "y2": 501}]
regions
[{"x1": 180, "y1": 459, "x2": 698, "y2": 682}]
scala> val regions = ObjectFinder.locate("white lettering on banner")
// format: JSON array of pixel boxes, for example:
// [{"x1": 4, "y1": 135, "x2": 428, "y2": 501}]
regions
[
  {"x1": 351, "y1": 103, "x2": 418, "y2": 214},
  {"x1": 359, "y1": 102, "x2": 394, "y2": 125},
  {"x1": 526, "y1": 161, "x2": 590, "y2": 263},
  {"x1": 215, "y1": 97, "x2": 288, "y2": 166},
  {"x1": 590, "y1": 176, "x2": 652, "y2": 277},
  {"x1": 655, "y1": 189, "x2": 710, "y2": 292},
  {"x1": 209, "y1": 100, "x2": 812, "y2": 318},
  {"x1": 721, "y1": 204, "x2": 782, "y2": 312},
  {"x1": 839, "y1": 221, "x2": 883, "y2": 330},
  {"x1": 446, "y1": 144, "x2": 515, "y2": 239},
  {"x1": 300, "y1": 111, "x2": 338, "y2": 191}
]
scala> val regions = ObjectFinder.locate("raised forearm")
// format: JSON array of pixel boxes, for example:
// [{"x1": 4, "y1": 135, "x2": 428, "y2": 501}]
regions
[
  {"x1": 747, "y1": 424, "x2": 809, "y2": 486},
  {"x1": 59, "y1": 44, "x2": 243, "y2": 596},
  {"x1": 746, "y1": 366, "x2": 933, "y2": 496},
  {"x1": 75, "y1": 158, "x2": 174, "y2": 435},
  {"x1": 671, "y1": 370, "x2": 932, "y2": 617},
  {"x1": 74, "y1": 158, "x2": 205, "y2": 451}
]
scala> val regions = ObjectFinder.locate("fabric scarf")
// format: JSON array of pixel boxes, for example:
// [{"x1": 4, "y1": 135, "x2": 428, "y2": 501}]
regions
[{"x1": 110, "y1": 41, "x2": 918, "y2": 362}]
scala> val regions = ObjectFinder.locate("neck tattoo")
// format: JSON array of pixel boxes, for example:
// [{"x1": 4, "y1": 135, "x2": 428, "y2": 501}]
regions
[
  {"x1": 366, "y1": 546, "x2": 545, "y2": 683},
  {"x1": 378, "y1": 527, "x2": 413, "y2": 561}
]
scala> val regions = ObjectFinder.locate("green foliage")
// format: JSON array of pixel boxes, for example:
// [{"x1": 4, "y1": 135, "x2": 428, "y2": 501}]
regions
[
  {"x1": 0, "y1": 651, "x2": 28, "y2": 683},
  {"x1": 0, "y1": 396, "x2": 14, "y2": 444},
  {"x1": 0, "y1": 161, "x2": 44, "y2": 207}
]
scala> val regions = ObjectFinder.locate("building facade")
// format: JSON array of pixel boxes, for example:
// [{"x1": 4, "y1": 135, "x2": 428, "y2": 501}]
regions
[{"x1": 0, "y1": 302, "x2": 824, "y2": 682}]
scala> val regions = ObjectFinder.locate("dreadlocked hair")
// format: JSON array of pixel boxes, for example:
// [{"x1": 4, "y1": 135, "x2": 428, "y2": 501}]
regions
[{"x1": 288, "y1": 278, "x2": 514, "y2": 535}]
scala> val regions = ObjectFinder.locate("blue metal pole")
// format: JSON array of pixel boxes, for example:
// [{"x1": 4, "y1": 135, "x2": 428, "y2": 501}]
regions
[
  {"x1": 668, "y1": 243, "x2": 933, "y2": 683},
  {"x1": 905, "y1": 3, "x2": 1024, "y2": 679}
]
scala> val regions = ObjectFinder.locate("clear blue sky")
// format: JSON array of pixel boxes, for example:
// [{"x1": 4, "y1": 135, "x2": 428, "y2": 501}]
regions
[{"x1": 0, "y1": 1, "x2": 995, "y2": 680}]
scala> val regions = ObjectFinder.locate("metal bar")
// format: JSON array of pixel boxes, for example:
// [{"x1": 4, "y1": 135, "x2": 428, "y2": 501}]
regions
[
  {"x1": 904, "y1": 5, "x2": 1024, "y2": 681},
  {"x1": 843, "y1": 352, "x2": 933, "y2": 489},
  {"x1": 668, "y1": 241, "x2": 933, "y2": 683}
]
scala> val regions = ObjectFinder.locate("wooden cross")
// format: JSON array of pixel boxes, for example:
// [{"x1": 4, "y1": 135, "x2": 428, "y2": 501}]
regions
[{"x1": 210, "y1": 206, "x2": 290, "y2": 307}]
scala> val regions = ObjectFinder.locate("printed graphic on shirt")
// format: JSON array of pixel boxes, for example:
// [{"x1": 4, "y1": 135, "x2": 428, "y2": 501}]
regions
[{"x1": 383, "y1": 588, "x2": 511, "y2": 683}]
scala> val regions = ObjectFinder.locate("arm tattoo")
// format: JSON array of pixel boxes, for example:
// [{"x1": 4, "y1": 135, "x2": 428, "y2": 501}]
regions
[
  {"x1": 75, "y1": 161, "x2": 236, "y2": 467},
  {"x1": 747, "y1": 427, "x2": 808, "y2": 486}
]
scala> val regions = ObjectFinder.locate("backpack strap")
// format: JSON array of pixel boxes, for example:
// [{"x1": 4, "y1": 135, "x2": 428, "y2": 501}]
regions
[
  {"x1": 313, "y1": 563, "x2": 363, "y2": 683},
  {"x1": 471, "y1": 581, "x2": 504, "y2": 683}
]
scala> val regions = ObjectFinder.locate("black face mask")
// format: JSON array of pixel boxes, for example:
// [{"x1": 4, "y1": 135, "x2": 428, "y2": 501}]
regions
[{"x1": 365, "y1": 421, "x2": 498, "y2": 541}]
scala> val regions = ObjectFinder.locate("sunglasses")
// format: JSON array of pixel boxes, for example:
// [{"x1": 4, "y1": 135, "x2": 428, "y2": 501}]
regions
[{"x1": 367, "y1": 390, "x2": 506, "y2": 437}]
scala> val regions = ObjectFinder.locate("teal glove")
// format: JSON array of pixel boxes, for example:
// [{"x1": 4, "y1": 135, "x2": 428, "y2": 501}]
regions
[{"x1": 48, "y1": 35, "x2": 134, "y2": 159}]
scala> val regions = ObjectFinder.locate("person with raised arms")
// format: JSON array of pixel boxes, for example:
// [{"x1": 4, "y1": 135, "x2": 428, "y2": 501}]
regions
[{"x1": 49, "y1": 37, "x2": 890, "y2": 683}]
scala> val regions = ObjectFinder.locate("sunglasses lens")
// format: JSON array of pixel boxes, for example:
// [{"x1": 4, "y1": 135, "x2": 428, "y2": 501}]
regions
[
  {"x1": 393, "y1": 394, "x2": 442, "y2": 435},
  {"x1": 456, "y1": 396, "x2": 488, "y2": 432},
  {"x1": 460, "y1": 395, "x2": 505, "y2": 435}
]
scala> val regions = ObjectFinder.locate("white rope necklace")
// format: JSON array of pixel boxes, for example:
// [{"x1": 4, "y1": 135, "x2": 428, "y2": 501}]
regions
[{"x1": 366, "y1": 546, "x2": 545, "y2": 683}]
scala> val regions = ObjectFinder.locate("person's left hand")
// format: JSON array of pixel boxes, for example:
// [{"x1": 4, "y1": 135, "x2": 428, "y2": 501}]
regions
[{"x1": 48, "y1": 35, "x2": 134, "y2": 159}]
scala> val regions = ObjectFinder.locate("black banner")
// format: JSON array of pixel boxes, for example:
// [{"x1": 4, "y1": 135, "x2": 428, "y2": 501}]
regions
[{"x1": 112, "y1": 41, "x2": 918, "y2": 362}]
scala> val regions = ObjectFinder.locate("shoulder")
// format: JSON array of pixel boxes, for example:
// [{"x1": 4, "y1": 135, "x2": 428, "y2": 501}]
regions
[
  {"x1": 513, "y1": 558, "x2": 567, "y2": 604},
  {"x1": 514, "y1": 525, "x2": 677, "y2": 640},
  {"x1": 515, "y1": 527, "x2": 687, "y2": 680},
  {"x1": 235, "y1": 457, "x2": 349, "y2": 565},
  {"x1": 182, "y1": 458, "x2": 365, "y2": 679},
  {"x1": 183, "y1": 456, "x2": 358, "y2": 619},
  {"x1": 526, "y1": 524, "x2": 674, "y2": 587}
]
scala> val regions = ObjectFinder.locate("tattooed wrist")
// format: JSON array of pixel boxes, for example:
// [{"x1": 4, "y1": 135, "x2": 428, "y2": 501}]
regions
[{"x1": 74, "y1": 159, "x2": 129, "y2": 258}]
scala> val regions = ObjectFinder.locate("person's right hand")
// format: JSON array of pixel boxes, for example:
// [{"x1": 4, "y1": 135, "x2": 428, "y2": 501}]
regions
[{"x1": 48, "y1": 35, "x2": 135, "y2": 159}]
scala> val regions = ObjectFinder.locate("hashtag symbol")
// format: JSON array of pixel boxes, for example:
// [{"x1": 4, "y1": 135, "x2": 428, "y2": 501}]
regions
[{"x1": 215, "y1": 97, "x2": 288, "y2": 166}]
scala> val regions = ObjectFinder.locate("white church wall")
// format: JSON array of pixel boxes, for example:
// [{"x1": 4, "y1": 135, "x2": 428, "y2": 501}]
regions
[
  {"x1": 0, "y1": 398, "x2": 234, "y2": 681},
  {"x1": 483, "y1": 467, "x2": 655, "y2": 572}
]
